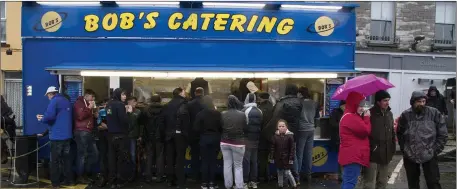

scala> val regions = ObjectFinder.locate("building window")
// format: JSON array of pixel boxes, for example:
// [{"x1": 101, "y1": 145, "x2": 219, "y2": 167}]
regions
[
  {"x1": 0, "y1": 2, "x2": 5, "y2": 43},
  {"x1": 435, "y1": 2, "x2": 456, "y2": 47},
  {"x1": 368, "y1": 2, "x2": 396, "y2": 44}
]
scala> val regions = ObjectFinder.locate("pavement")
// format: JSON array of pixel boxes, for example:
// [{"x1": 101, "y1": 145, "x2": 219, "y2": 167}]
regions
[{"x1": 0, "y1": 140, "x2": 454, "y2": 189}]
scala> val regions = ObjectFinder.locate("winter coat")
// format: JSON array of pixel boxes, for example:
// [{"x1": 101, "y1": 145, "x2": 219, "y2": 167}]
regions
[
  {"x1": 193, "y1": 108, "x2": 223, "y2": 136},
  {"x1": 188, "y1": 96, "x2": 205, "y2": 141},
  {"x1": 128, "y1": 108, "x2": 142, "y2": 139},
  {"x1": 369, "y1": 105, "x2": 395, "y2": 165},
  {"x1": 143, "y1": 103, "x2": 165, "y2": 142},
  {"x1": 258, "y1": 100, "x2": 274, "y2": 150},
  {"x1": 41, "y1": 93, "x2": 73, "y2": 140},
  {"x1": 242, "y1": 102, "x2": 263, "y2": 148},
  {"x1": 106, "y1": 88, "x2": 130, "y2": 134},
  {"x1": 329, "y1": 107, "x2": 344, "y2": 151},
  {"x1": 163, "y1": 96, "x2": 190, "y2": 140},
  {"x1": 426, "y1": 86, "x2": 448, "y2": 115},
  {"x1": 1, "y1": 95, "x2": 16, "y2": 137},
  {"x1": 338, "y1": 92, "x2": 371, "y2": 167},
  {"x1": 397, "y1": 103, "x2": 448, "y2": 163},
  {"x1": 221, "y1": 95, "x2": 247, "y2": 145},
  {"x1": 264, "y1": 95, "x2": 303, "y2": 142},
  {"x1": 73, "y1": 96, "x2": 95, "y2": 132},
  {"x1": 270, "y1": 130, "x2": 295, "y2": 169}
]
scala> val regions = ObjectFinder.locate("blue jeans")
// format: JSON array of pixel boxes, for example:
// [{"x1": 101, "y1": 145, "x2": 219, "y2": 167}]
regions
[
  {"x1": 130, "y1": 139, "x2": 136, "y2": 166},
  {"x1": 50, "y1": 139, "x2": 74, "y2": 187},
  {"x1": 294, "y1": 131, "x2": 314, "y2": 179},
  {"x1": 341, "y1": 163, "x2": 362, "y2": 189},
  {"x1": 74, "y1": 131, "x2": 99, "y2": 177}
]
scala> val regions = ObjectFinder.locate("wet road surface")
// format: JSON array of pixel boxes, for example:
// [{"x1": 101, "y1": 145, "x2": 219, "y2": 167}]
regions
[{"x1": 1, "y1": 154, "x2": 455, "y2": 189}]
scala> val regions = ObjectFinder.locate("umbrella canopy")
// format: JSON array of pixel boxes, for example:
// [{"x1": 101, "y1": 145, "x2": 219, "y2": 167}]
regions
[{"x1": 331, "y1": 74, "x2": 395, "y2": 100}]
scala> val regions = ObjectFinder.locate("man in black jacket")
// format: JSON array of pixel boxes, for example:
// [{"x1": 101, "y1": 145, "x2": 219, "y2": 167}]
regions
[
  {"x1": 164, "y1": 87, "x2": 190, "y2": 189},
  {"x1": 329, "y1": 100, "x2": 345, "y2": 181},
  {"x1": 426, "y1": 86, "x2": 448, "y2": 115},
  {"x1": 363, "y1": 91, "x2": 395, "y2": 189},
  {"x1": 143, "y1": 94, "x2": 166, "y2": 183},
  {"x1": 187, "y1": 87, "x2": 205, "y2": 182},
  {"x1": 397, "y1": 91, "x2": 448, "y2": 189},
  {"x1": 106, "y1": 88, "x2": 133, "y2": 188},
  {"x1": 257, "y1": 92, "x2": 274, "y2": 181}
]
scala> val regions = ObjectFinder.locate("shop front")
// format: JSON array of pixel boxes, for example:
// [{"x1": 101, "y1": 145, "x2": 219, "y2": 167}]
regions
[{"x1": 21, "y1": 2, "x2": 357, "y2": 173}]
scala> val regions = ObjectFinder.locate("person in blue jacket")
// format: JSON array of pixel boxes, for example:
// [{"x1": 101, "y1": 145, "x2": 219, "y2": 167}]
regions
[{"x1": 36, "y1": 86, "x2": 74, "y2": 189}]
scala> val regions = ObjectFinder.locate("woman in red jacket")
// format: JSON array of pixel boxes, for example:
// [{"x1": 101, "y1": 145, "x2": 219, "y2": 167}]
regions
[{"x1": 338, "y1": 92, "x2": 371, "y2": 189}]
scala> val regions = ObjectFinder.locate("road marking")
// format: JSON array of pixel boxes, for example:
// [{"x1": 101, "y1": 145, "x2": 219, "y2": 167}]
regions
[{"x1": 388, "y1": 159, "x2": 403, "y2": 184}]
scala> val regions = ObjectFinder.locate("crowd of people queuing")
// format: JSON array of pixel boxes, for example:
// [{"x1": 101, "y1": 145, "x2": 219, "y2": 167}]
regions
[{"x1": 5, "y1": 82, "x2": 449, "y2": 189}]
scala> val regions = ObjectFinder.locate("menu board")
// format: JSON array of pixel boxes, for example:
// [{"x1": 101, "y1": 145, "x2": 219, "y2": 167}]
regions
[
  {"x1": 65, "y1": 81, "x2": 82, "y2": 104},
  {"x1": 325, "y1": 78, "x2": 345, "y2": 117}
]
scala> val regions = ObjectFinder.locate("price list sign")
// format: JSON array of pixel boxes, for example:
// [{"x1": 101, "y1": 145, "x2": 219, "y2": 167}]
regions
[{"x1": 325, "y1": 78, "x2": 345, "y2": 117}]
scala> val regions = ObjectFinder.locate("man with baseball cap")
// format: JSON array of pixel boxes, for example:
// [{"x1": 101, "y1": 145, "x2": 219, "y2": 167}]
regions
[
  {"x1": 37, "y1": 86, "x2": 74, "y2": 188},
  {"x1": 397, "y1": 91, "x2": 448, "y2": 189}
]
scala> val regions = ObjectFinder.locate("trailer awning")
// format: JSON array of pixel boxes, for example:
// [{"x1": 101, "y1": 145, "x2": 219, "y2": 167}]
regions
[{"x1": 45, "y1": 62, "x2": 357, "y2": 78}]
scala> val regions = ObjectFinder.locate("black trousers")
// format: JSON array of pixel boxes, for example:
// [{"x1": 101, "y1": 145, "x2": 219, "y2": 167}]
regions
[
  {"x1": 165, "y1": 134, "x2": 187, "y2": 186},
  {"x1": 96, "y1": 133, "x2": 109, "y2": 179},
  {"x1": 190, "y1": 139, "x2": 201, "y2": 180},
  {"x1": 108, "y1": 134, "x2": 134, "y2": 185},
  {"x1": 200, "y1": 134, "x2": 220, "y2": 184},
  {"x1": 258, "y1": 148, "x2": 270, "y2": 180},
  {"x1": 144, "y1": 140, "x2": 165, "y2": 178},
  {"x1": 403, "y1": 156, "x2": 442, "y2": 189}
]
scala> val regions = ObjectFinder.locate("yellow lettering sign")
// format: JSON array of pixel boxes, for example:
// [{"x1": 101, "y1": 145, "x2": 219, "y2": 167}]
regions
[
  {"x1": 83, "y1": 12, "x2": 296, "y2": 35},
  {"x1": 119, "y1": 13, "x2": 135, "y2": 30},
  {"x1": 144, "y1": 12, "x2": 159, "y2": 29},
  {"x1": 102, "y1": 13, "x2": 118, "y2": 31},
  {"x1": 168, "y1": 12, "x2": 183, "y2": 30}
]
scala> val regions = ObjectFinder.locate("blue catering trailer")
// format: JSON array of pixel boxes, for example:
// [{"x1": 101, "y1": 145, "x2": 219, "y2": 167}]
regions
[{"x1": 21, "y1": 1, "x2": 358, "y2": 174}]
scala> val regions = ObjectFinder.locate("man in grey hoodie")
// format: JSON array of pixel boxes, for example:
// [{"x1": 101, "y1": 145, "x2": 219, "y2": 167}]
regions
[
  {"x1": 397, "y1": 91, "x2": 448, "y2": 189},
  {"x1": 296, "y1": 87, "x2": 319, "y2": 183}
]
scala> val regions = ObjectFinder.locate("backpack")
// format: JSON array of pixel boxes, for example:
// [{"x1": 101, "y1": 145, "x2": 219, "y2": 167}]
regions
[{"x1": 281, "y1": 101, "x2": 303, "y2": 132}]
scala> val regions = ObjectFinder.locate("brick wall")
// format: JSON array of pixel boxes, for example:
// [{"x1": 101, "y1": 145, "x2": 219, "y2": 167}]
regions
[{"x1": 354, "y1": 1, "x2": 453, "y2": 53}]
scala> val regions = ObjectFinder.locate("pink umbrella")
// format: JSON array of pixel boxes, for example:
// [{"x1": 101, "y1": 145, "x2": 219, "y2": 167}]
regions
[{"x1": 331, "y1": 74, "x2": 395, "y2": 100}]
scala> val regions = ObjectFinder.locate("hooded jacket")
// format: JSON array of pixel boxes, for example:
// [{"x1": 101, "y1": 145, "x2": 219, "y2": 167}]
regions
[
  {"x1": 263, "y1": 84, "x2": 303, "y2": 142},
  {"x1": 369, "y1": 104, "x2": 395, "y2": 164},
  {"x1": 242, "y1": 93, "x2": 263, "y2": 147},
  {"x1": 41, "y1": 93, "x2": 73, "y2": 140},
  {"x1": 106, "y1": 88, "x2": 130, "y2": 134},
  {"x1": 270, "y1": 129, "x2": 295, "y2": 169},
  {"x1": 143, "y1": 102, "x2": 165, "y2": 142},
  {"x1": 426, "y1": 86, "x2": 447, "y2": 115},
  {"x1": 163, "y1": 95, "x2": 190, "y2": 140},
  {"x1": 338, "y1": 92, "x2": 371, "y2": 167},
  {"x1": 73, "y1": 96, "x2": 95, "y2": 132},
  {"x1": 221, "y1": 95, "x2": 247, "y2": 145},
  {"x1": 397, "y1": 91, "x2": 448, "y2": 163}
]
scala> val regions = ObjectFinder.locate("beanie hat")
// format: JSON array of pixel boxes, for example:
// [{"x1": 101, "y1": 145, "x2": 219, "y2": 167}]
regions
[
  {"x1": 374, "y1": 90, "x2": 391, "y2": 102},
  {"x1": 410, "y1": 91, "x2": 427, "y2": 105}
]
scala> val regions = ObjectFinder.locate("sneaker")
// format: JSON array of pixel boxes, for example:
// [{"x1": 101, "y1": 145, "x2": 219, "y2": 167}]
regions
[
  {"x1": 209, "y1": 182, "x2": 218, "y2": 189},
  {"x1": 249, "y1": 182, "x2": 258, "y2": 189},
  {"x1": 201, "y1": 183, "x2": 208, "y2": 189},
  {"x1": 244, "y1": 183, "x2": 249, "y2": 189}
]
